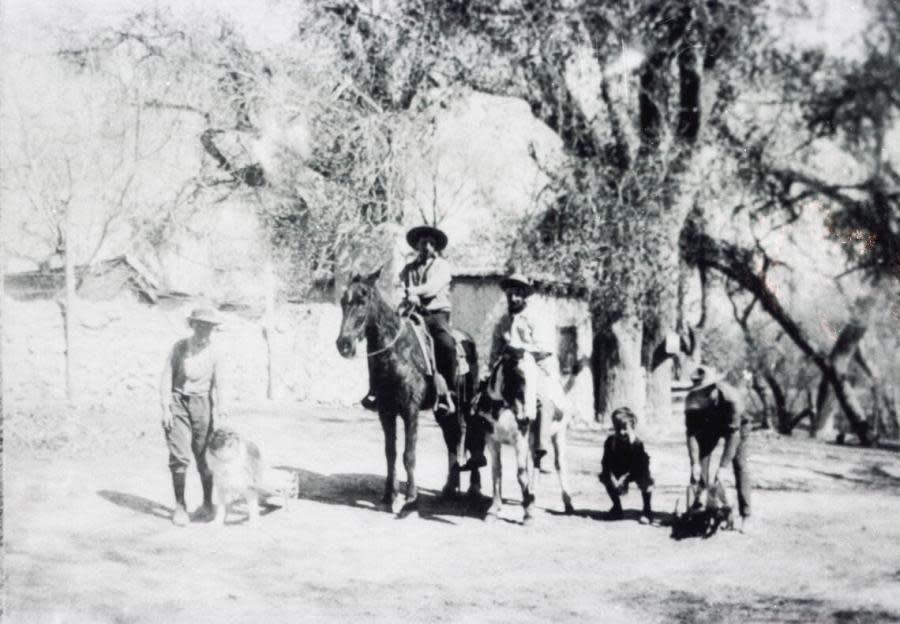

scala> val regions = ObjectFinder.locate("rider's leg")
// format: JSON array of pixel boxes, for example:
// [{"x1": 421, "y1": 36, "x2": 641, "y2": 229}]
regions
[
  {"x1": 534, "y1": 358, "x2": 567, "y2": 469},
  {"x1": 426, "y1": 311, "x2": 457, "y2": 414}
]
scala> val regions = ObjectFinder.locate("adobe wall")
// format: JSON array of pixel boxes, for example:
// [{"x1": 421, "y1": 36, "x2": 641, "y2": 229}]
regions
[
  {"x1": 449, "y1": 281, "x2": 595, "y2": 424},
  {"x1": 1, "y1": 294, "x2": 368, "y2": 415}
]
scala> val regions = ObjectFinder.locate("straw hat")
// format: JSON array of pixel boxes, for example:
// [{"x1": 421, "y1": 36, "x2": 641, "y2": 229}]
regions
[
  {"x1": 406, "y1": 225, "x2": 448, "y2": 251},
  {"x1": 187, "y1": 307, "x2": 222, "y2": 325},
  {"x1": 499, "y1": 273, "x2": 534, "y2": 297}
]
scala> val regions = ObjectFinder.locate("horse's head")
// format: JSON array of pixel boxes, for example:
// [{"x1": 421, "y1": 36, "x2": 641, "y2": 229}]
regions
[
  {"x1": 499, "y1": 346, "x2": 528, "y2": 409},
  {"x1": 336, "y1": 268, "x2": 382, "y2": 358}
]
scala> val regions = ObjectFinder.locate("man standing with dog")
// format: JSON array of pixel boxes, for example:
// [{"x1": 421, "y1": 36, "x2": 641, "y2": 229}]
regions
[
  {"x1": 684, "y1": 365, "x2": 752, "y2": 533},
  {"x1": 159, "y1": 307, "x2": 230, "y2": 526}
]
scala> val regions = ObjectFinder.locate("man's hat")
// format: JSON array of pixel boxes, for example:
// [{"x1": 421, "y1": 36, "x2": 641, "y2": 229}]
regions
[
  {"x1": 690, "y1": 366, "x2": 724, "y2": 388},
  {"x1": 500, "y1": 273, "x2": 534, "y2": 296},
  {"x1": 187, "y1": 307, "x2": 222, "y2": 325},
  {"x1": 406, "y1": 225, "x2": 448, "y2": 251}
]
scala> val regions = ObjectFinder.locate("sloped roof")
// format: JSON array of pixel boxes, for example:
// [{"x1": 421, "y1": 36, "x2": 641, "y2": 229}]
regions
[
  {"x1": 452, "y1": 267, "x2": 589, "y2": 300},
  {"x1": 4, "y1": 255, "x2": 160, "y2": 303}
]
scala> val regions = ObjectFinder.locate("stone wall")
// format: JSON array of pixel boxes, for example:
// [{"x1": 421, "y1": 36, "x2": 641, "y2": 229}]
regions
[{"x1": 1, "y1": 294, "x2": 368, "y2": 415}]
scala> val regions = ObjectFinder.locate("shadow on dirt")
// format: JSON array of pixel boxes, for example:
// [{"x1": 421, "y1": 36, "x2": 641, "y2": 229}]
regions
[
  {"x1": 273, "y1": 465, "x2": 492, "y2": 523},
  {"x1": 97, "y1": 490, "x2": 172, "y2": 519},
  {"x1": 546, "y1": 506, "x2": 675, "y2": 527},
  {"x1": 632, "y1": 589, "x2": 900, "y2": 623}
]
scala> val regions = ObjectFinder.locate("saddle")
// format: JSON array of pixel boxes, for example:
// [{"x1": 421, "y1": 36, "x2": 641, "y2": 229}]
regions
[
  {"x1": 405, "y1": 314, "x2": 469, "y2": 404},
  {"x1": 405, "y1": 314, "x2": 470, "y2": 377}
]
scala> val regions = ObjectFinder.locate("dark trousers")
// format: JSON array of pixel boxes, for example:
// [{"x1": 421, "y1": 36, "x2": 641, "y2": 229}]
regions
[
  {"x1": 425, "y1": 310, "x2": 457, "y2": 389},
  {"x1": 165, "y1": 392, "x2": 213, "y2": 477},
  {"x1": 697, "y1": 423, "x2": 751, "y2": 518},
  {"x1": 600, "y1": 470, "x2": 653, "y2": 513}
]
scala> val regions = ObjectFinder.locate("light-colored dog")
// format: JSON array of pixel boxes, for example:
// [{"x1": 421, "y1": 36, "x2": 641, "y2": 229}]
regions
[{"x1": 205, "y1": 428, "x2": 264, "y2": 525}]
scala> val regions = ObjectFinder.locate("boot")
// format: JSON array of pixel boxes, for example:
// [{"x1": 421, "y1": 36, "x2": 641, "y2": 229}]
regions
[
  {"x1": 601, "y1": 474, "x2": 624, "y2": 519},
  {"x1": 459, "y1": 415, "x2": 488, "y2": 471},
  {"x1": 361, "y1": 392, "x2": 378, "y2": 411},
  {"x1": 433, "y1": 374, "x2": 455, "y2": 416},
  {"x1": 639, "y1": 491, "x2": 653, "y2": 525},
  {"x1": 458, "y1": 453, "x2": 487, "y2": 472},
  {"x1": 194, "y1": 474, "x2": 216, "y2": 522}
]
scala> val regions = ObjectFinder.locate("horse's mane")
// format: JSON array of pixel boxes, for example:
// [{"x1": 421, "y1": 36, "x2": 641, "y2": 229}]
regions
[{"x1": 358, "y1": 281, "x2": 431, "y2": 375}]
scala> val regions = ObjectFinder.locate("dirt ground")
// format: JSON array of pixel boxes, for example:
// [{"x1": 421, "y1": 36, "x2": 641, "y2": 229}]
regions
[{"x1": 4, "y1": 402, "x2": 900, "y2": 624}]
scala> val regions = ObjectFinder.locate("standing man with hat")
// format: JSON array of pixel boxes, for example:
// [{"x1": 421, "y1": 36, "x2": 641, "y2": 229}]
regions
[
  {"x1": 487, "y1": 273, "x2": 569, "y2": 471},
  {"x1": 159, "y1": 307, "x2": 231, "y2": 526},
  {"x1": 684, "y1": 365, "x2": 752, "y2": 533},
  {"x1": 361, "y1": 224, "x2": 457, "y2": 416}
]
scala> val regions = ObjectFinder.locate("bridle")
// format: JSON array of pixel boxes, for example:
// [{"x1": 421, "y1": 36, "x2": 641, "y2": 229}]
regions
[
  {"x1": 346, "y1": 285, "x2": 411, "y2": 358},
  {"x1": 365, "y1": 319, "x2": 408, "y2": 357}
]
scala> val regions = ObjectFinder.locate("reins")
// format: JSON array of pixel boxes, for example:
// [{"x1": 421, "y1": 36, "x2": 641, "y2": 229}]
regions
[{"x1": 366, "y1": 318, "x2": 408, "y2": 357}]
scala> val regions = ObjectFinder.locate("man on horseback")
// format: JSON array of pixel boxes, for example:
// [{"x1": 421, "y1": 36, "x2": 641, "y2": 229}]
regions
[
  {"x1": 488, "y1": 273, "x2": 568, "y2": 471},
  {"x1": 361, "y1": 224, "x2": 456, "y2": 416}
]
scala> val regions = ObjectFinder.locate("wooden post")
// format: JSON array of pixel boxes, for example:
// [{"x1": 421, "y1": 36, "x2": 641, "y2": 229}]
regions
[
  {"x1": 64, "y1": 204, "x2": 76, "y2": 401},
  {"x1": 263, "y1": 259, "x2": 275, "y2": 401}
]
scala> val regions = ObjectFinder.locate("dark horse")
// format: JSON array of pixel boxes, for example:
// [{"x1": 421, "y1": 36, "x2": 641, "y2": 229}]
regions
[{"x1": 335, "y1": 269, "x2": 479, "y2": 514}]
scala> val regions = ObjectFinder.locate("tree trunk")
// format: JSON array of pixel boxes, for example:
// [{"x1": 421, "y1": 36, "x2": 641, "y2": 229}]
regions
[
  {"x1": 764, "y1": 373, "x2": 791, "y2": 434},
  {"x1": 64, "y1": 207, "x2": 76, "y2": 401},
  {"x1": 750, "y1": 375, "x2": 771, "y2": 429},
  {"x1": 812, "y1": 322, "x2": 868, "y2": 439},
  {"x1": 592, "y1": 328, "x2": 617, "y2": 421},
  {"x1": 681, "y1": 225, "x2": 875, "y2": 445},
  {"x1": 263, "y1": 259, "x2": 276, "y2": 401},
  {"x1": 607, "y1": 313, "x2": 645, "y2": 424}
]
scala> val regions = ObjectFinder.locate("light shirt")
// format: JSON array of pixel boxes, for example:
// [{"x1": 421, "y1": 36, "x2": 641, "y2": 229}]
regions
[
  {"x1": 160, "y1": 337, "x2": 229, "y2": 411},
  {"x1": 489, "y1": 306, "x2": 555, "y2": 367},
  {"x1": 401, "y1": 255, "x2": 452, "y2": 312}
]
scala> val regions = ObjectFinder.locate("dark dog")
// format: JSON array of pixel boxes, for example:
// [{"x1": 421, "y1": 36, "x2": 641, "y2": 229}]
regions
[{"x1": 670, "y1": 482, "x2": 734, "y2": 540}]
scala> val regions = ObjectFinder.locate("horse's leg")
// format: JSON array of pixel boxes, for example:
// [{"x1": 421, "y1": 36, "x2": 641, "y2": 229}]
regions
[
  {"x1": 399, "y1": 403, "x2": 419, "y2": 513},
  {"x1": 516, "y1": 424, "x2": 536, "y2": 526},
  {"x1": 436, "y1": 411, "x2": 461, "y2": 500},
  {"x1": 379, "y1": 411, "x2": 398, "y2": 509},
  {"x1": 485, "y1": 439, "x2": 502, "y2": 521},
  {"x1": 553, "y1": 423, "x2": 574, "y2": 514}
]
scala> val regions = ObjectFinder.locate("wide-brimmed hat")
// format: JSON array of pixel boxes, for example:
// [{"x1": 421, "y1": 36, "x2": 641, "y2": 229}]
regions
[
  {"x1": 406, "y1": 225, "x2": 448, "y2": 251},
  {"x1": 187, "y1": 307, "x2": 222, "y2": 325},
  {"x1": 690, "y1": 366, "x2": 724, "y2": 388},
  {"x1": 500, "y1": 273, "x2": 534, "y2": 296}
]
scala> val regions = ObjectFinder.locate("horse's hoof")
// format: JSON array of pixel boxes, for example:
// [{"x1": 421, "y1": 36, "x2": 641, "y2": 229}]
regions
[
  {"x1": 396, "y1": 498, "x2": 418, "y2": 517},
  {"x1": 563, "y1": 494, "x2": 574, "y2": 515},
  {"x1": 484, "y1": 512, "x2": 498, "y2": 523},
  {"x1": 522, "y1": 514, "x2": 535, "y2": 527}
]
